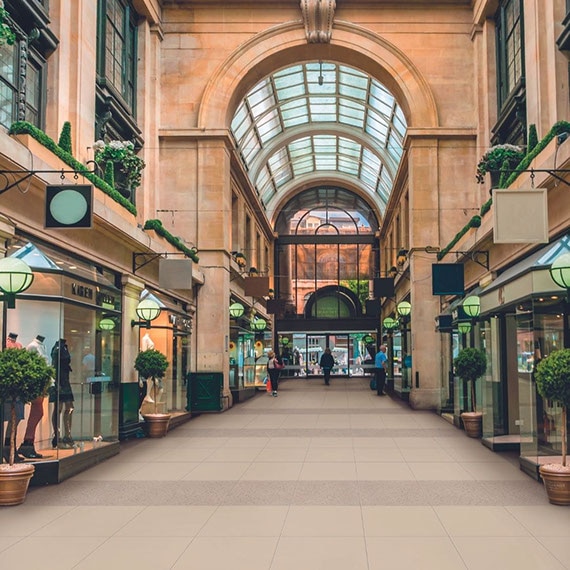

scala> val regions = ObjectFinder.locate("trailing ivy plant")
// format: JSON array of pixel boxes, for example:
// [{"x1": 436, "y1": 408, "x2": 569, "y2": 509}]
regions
[
  {"x1": 143, "y1": 219, "x2": 200, "y2": 262},
  {"x1": 9, "y1": 121, "x2": 136, "y2": 215}
]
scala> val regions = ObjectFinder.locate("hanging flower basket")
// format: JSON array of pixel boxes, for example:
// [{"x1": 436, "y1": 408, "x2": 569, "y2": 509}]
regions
[
  {"x1": 476, "y1": 144, "x2": 525, "y2": 184},
  {"x1": 93, "y1": 140, "x2": 145, "y2": 196}
]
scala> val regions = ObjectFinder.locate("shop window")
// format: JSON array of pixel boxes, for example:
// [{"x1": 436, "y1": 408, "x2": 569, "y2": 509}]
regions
[
  {"x1": 95, "y1": 0, "x2": 141, "y2": 145},
  {"x1": 492, "y1": 0, "x2": 526, "y2": 145}
]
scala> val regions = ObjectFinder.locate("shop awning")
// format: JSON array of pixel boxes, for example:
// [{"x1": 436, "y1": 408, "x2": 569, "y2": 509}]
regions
[{"x1": 479, "y1": 234, "x2": 570, "y2": 315}]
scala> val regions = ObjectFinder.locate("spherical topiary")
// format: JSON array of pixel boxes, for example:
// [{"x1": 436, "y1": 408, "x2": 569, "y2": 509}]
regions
[
  {"x1": 535, "y1": 349, "x2": 570, "y2": 409},
  {"x1": 134, "y1": 348, "x2": 169, "y2": 380}
]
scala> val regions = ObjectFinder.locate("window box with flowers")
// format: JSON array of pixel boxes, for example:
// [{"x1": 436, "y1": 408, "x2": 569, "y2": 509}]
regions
[
  {"x1": 476, "y1": 144, "x2": 525, "y2": 185},
  {"x1": 93, "y1": 140, "x2": 146, "y2": 199}
]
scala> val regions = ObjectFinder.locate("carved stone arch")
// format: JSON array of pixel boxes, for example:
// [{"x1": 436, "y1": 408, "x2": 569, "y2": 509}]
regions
[{"x1": 198, "y1": 20, "x2": 439, "y2": 132}]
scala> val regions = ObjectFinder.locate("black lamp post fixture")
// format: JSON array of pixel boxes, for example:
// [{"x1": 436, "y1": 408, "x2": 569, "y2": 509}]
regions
[
  {"x1": 396, "y1": 301, "x2": 411, "y2": 389},
  {"x1": 131, "y1": 299, "x2": 161, "y2": 328},
  {"x1": 549, "y1": 252, "x2": 570, "y2": 346},
  {"x1": 229, "y1": 302, "x2": 245, "y2": 319},
  {"x1": 250, "y1": 317, "x2": 267, "y2": 331},
  {"x1": 0, "y1": 257, "x2": 34, "y2": 310},
  {"x1": 0, "y1": 257, "x2": 35, "y2": 350},
  {"x1": 98, "y1": 317, "x2": 116, "y2": 331}
]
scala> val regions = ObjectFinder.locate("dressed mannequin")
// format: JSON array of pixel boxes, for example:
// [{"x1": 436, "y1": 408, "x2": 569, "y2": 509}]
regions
[
  {"x1": 50, "y1": 339, "x2": 75, "y2": 449},
  {"x1": 2, "y1": 333, "x2": 25, "y2": 463},
  {"x1": 16, "y1": 335, "x2": 49, "y2": 459}
]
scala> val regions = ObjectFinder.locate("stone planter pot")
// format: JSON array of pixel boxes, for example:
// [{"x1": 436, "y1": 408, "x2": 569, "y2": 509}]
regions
[
  {"x1": 143, "y1": 413, "x2": 171, "y2": 438},
  {"x1": 461, "y1": 411, "x2": 482, "y2": 438},
  {"x1": 539, "y1": 464, "x2": 570, "y2": 506},
  {"x1": 0, "y1": 464, "x2": 35, "y2": 506}
]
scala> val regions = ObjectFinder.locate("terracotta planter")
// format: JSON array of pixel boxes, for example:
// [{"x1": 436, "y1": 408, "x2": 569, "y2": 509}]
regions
[
  {"x1": 539, "y1": 464, "x2": 570, "y2": 506},
  {"x1": 0, "y1": 464, "x2": 35, "y2": 506},
  {"x1": 461, "y1": 411, "x2": 482, "y2": 438},
  {"x1": 143, "y1": 413, "x2": 171, "y2": 438}
]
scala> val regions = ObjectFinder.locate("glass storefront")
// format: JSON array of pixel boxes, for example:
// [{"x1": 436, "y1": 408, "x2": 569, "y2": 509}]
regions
[
  {"x1": 1, "y1": 239, "x2": 121, "y2": 465},
  {"x1": 137, "y1": 291, "x2": 192, "y2": 415}
]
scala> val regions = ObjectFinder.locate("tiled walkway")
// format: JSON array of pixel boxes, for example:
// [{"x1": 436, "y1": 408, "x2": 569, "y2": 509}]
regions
[{"x1": 1, "y1": 377, "x2": 569, "y2": 569}]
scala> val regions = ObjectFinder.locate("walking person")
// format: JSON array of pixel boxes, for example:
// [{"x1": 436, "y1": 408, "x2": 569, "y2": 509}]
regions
[
  {"x1": 319, "y1": 347, "x2": 335, "y2": 386},
  {"x1": 375, "y1": 344, "x2": 388, "y2": 396},
  {"x1": 266, "y1": 350, "x2": 283, "y2": 397}
]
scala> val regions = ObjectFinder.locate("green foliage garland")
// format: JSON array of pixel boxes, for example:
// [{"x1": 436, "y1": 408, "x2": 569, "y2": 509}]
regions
[
  {"x1": 0, "y1": 3, "x2": 15, "y2": 46},
  {"x1": 527, "y1": 123, "x2": 538, "y2": 154},
  {"x1": 143, "y1": 219, "x2": 200, "y2": 262}
]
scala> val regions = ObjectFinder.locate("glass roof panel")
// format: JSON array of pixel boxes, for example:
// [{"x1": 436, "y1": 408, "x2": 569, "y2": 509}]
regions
[{"x1": 231, "y1": 62, "x2": 407, "y2": 217}]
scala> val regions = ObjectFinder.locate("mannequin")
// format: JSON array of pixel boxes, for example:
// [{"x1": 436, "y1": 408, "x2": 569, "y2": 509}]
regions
[
  {"x1": 16, "y1": 335, "x2": 49, "y2": 459},
  {"x1": 2, "y1": 333, "x2": 25, "y2": 463},
  {"x1": 50, "y1": 339, "x2": 75, "y2": 449}
]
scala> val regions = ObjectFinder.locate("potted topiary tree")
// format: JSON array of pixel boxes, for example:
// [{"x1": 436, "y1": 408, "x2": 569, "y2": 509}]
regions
[
  {"x1": 534, "y1": 348, "x2": 570, "y2": 505},
  {"x1": 454, "y1": 347, "x2": 487, "y2": 438},
  {"x1": 134, "y1": 349, "x2": 170, "y2": 438},
  {"x1": 0, "y1": 348, "x2": 54, "y2": 505}
]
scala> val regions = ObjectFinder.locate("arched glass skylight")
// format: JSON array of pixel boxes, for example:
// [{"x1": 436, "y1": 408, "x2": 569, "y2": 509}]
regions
[{"x1": 231, "y1": 62, "x2": 407, "y2": 215}]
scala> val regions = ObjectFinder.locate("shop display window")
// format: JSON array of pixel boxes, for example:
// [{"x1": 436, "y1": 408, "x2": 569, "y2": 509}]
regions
[{"x1": 1, "y1": 239, "x2": 121, "y2": 463}]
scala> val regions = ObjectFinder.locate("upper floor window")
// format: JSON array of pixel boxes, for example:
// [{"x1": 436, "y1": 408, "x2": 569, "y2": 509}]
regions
[
  {"x1": 96, "y1": 0, "x2": 141, "y2": 143},
  {"x1": 0, "y1": 1, "x2": 54, "y2": 129},
  {"x1": 496, "y1": 0, "x2": 524, "y2": 111}
]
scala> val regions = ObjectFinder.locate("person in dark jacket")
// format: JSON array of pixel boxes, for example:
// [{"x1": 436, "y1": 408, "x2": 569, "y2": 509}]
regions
[
  {"x1": 319, "y1": 348, "x2": 335, "y2": 385},
  {"x1": 267, "y1": 350, "x2": 283, "y2": 396}
]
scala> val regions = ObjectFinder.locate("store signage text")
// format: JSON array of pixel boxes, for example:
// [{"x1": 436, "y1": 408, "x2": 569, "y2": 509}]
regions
[
  {"x1": 71, "y1": 283, "x2": 94, "y2": 300},
  {"x1": 169, "y1": 314, "x2": 192, "y2": 331}
]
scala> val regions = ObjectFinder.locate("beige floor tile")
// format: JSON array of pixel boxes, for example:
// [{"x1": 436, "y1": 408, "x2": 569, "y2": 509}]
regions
[
  {"x1": 400, "y1": 447, "x2": 455, "y2": 462},
  {"x1": 315, "y1": 415, "x2": 351, "y2": 428},
  {"x1": 367, "y1": 537, "x2": 468, "y2": 569},
  {"x1": 348, "y1": 415, "x2": 384, "y2": 428},
  {"x1": 453, "y1": 536, "x2": 566, "y2": 570},
  {"x1": 305, "y1": 448, "x2": 355, "y2": 462},
  {"x1": 0, "y1": 536, "x2": 22, "y2": 551},
  {"x1": 356, "y1": 462, "x2": 415, "y2": 481},
  {"x1": 299, "y1": 462, "x2": 358, "y2": 480},
  {"x1": 352, "y1": 437, "x2": 398, "y2": 449},
  {"x1": 309, "y1": 437, "x2": 353, "y2": 448},
  {"x1": 506, "y1": 506, "x2": 570, "y2": 536},
  {"x1": 435, "y1": 506, "x2": 531, "y2": 537},
  {"x1": 407, "y1": 462, "x2": 474, "y2": 480},
  {"x1": 181, "y1": 461, "x2": 250, "y2": 480},
  {"x1": 198, "y1": 506, "x2": 288, "y2": 537},
  {"x1": 354, "y1": 448, "x2": 405, "y2": 462},
  {"x1": 241, "y1": 462, "x2": 302, "y2": 481},
  {"x1": 254, "y1": 447, "x2": 308, "y2": 462},
  {"x1": 172, "y1": 536, "x2": 278, "y2": 570},
  {"x1": 218, "y1": 437, "x2": 271, "y2": 448},
  {"x1": 76, "y1": 536, "x2": 192, "y2": 570},
  {"x1": 282, "y1": 506, "x2": 364, "y2": 537},
  {"x1": 362, "y1": 506, "x2": 447, "y2": 536},
  {"x1": 0, "y1": 505, "x2": 74, "y2": 536},
  {"x1": 32, "y1": 506, "x2": 144, "y2": 537},
  {"x1": 0, "y1": 536, "x2": 106, "y2": 569},
  {"x1": 536, "y1": 537, "x2": 570, "y2": 566},
  {"x1": 116, "y1": 506, "x2": 216, "y2": 537},
  {"x1": 271, "y1": 537, "x2": 368, "y2": 570},
  {"x1": 395, "y1": 437, "x2": 442, "y2": 449},
  {"x1": 126, "y1": 462, "x2": 198, "y2": 480},
  {"x1": 154, "y1": 447, "x2": 216, "y2": 462},
  {"x1": 266, "y1": 437, "x2": 311, "y2": 448},
  {"x1": 206, "y1": 448, "x2": 262, "y2": 462},
  {"x1": 460, "y1": 460, "x2": 531, "y2": 481}
]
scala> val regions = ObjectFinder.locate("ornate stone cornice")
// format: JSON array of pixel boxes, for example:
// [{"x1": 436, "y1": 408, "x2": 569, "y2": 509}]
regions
[{"x1": 300, "y1": 0, "x2": 336, "y2": 44}]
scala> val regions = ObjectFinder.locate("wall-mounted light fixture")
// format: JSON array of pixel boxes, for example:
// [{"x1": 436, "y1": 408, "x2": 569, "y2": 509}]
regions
[
  {"x1": 462, "y1": 295, "x2": 481, "y2": 319},
  {"x1": 250, "y1": 317, "x2": 267, "y2": 331},
  {"x1": 0, "y1": 257, "x2": 34, "y2": 309},
  {"x1": 131, "y1": 299, "x2": 161, "y2": 328},
  {"x1": 98, "y1": 317, "x2": 116, "y2": 331},
  {"x1": 382, "y1": 316, "x2": 399, "y2": 333},
  {"x1": 549, "y1": 252, "x2": 570, "y2": 290},
  {"x1": 396, "y1": 301, "x2": 411, "y2": 319},
  {"x1": 229, "y1": 302, "x2": 245, "y2": 319},
  {"x1": 457, "y1": 321, "x2": 472, "y2": 334}
]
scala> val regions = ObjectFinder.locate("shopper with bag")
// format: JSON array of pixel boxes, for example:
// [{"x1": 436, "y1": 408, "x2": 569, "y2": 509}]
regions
[{"x1": 266, "y1": 350, "x2": 284, "y2": 397}]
